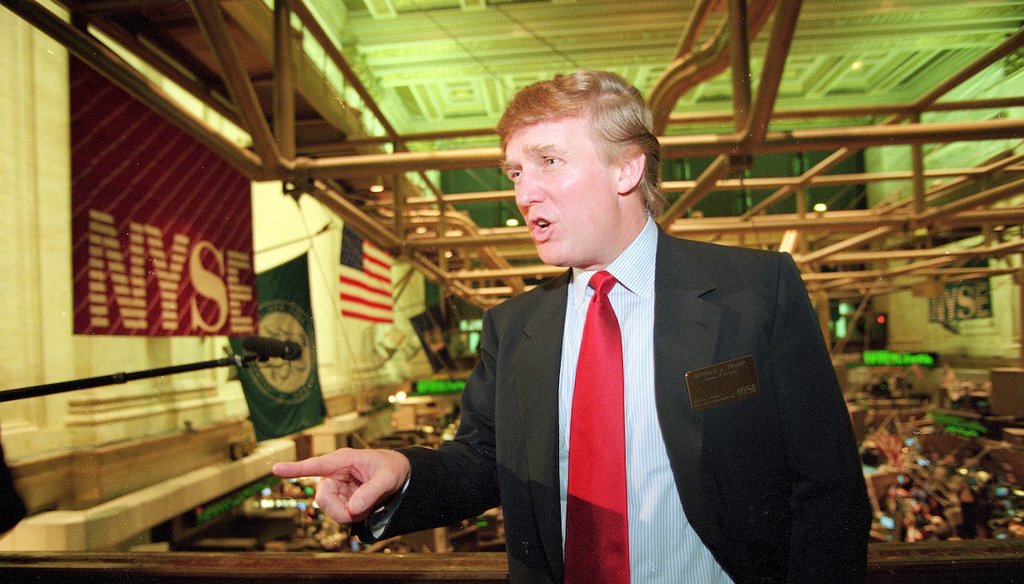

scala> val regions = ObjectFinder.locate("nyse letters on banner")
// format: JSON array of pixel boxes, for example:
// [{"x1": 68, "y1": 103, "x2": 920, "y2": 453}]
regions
[{"x1": 69, "y1": 57, "x2": 257, "y2": 336}]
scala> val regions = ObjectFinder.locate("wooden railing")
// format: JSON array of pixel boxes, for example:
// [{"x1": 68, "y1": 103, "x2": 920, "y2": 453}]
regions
[{"x1": 1, "y1": 540, "x2": 1023, "y2": 583}]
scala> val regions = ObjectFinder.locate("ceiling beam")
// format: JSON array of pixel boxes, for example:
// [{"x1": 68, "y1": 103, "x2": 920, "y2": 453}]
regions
[
  {"x1": 801, "y1": 267, "x2": 1019, "y2": 282},
  {"x1": 916, "y1": 176, "x2": 1024, "y2": 227},
  {"x1": 668, "y1": 96, "x2": 1024, "y2": 126},
  {"x1": 739, "y1": 26, "x2": 1024, "y2": 219},
  {"x1": 877, "y1": 151, "x2": 1024, "y2": 214},
  {"x1": 658, "y1": 155, "x2": 731, "y2": 226},
  {"x1": 272, "y1": 0, "x2": 296, "y2": 159},
  {"x1": 819, "y1": 238, "x2": 1024, "y2": 265},
  {"x1": 648, "y1": 0, "x2": 777, "y2": 132},
  {"x1": 190, "y1": 0, "x2": 282, "y2": 170},
  {"x1": 387, "y1": 165, "x2": 1022, "y2": 208},
  {"x1": 0, "y1": 0, "x2": 265, "y2": 178},
  {"x1": 659, "y1": 0, "x2": 802, "y2": 225},
  {"x1": 289, "y1": 0, "x2": 452, "y2": 213},
  {"x1": 660, "y1": 118, "x2": 1024, "y2": 158},
  {"x1": 300, "y1": 118, "x2": 1024, "y2": 178},
  {"x1": 9, "y1": 0, "x2": 1022, "y2": 311},
  {"x1": 796, "y1": 226, "x2": 896, "y2": 265},
  {"x1": 742, "y1": 0, "x2": 801, "y2": 149},
  {"x1": 729, "y1": 0, "x2": 753, "y2": 133},
  {"x1": 405, "y1": 205, "x2": 1023, "y2": 253},
  {"x1": 299, "y1": 94, "x2": 1024, "y2": 152}
]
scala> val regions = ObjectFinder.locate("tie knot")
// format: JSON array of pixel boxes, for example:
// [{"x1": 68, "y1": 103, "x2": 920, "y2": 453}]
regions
[{"x1": 589, "y1": 270, "x2": 617, "y2": 297}]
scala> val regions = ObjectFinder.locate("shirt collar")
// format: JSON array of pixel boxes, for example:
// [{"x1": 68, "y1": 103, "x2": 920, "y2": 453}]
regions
[{"x1": 570, "y1": 216, "x2": 658, "y2": 306}]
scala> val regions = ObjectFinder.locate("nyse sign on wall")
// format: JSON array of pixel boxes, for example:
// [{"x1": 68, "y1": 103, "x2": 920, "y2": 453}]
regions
[
  {"x1": 70, "y1": 56, "x2": 257, "y2": 336},
  {"x1": 928, "y1": 279, "x2": 992, "y2": 325},
  {"x1": 76, "y1": 210, "x2": 256, "y2": 336}
]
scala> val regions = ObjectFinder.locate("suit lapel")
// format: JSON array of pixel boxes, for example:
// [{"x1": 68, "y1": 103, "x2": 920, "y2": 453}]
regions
[
  {"x1": 514, "y1": 271, "x2": 570, "y2": 576},
  {"x1": 652, "y1": 232, "x2": 732, "y2": 554}
]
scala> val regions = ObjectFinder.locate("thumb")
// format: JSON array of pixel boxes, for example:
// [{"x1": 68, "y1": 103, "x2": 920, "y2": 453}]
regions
[
  {"x1": 347, "y1": 472, "x2": 398, "y2": 518},
  {"x1": 346, "y1": 450, "x2": 410, "y2": 519},
  {"x1": 346, "y1": 486, "x2": 376, "y2": 518}
]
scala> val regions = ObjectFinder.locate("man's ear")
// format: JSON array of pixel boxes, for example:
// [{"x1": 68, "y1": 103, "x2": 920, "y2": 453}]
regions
[{"x1": 616, "y1": 150, "x2": 646, "y2": 195}]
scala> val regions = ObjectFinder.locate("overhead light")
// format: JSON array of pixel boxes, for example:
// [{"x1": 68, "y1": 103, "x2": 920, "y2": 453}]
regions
[
  {"x1": 370, "y1": 176, "x2": 384, "y2": 193},
  {"x1": 505, "y1": 218, "x2": 520, "y2": 227},
  {"x1": 813, "y1": 203, "x2": 827, "y2": 213},
  {"x1": 851, "y1": 60, "x2": 864, "y2": 71}
]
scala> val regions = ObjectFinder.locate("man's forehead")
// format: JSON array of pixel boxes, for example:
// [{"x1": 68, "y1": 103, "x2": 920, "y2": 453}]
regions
[{"x1": 503, "y1": 119, "x2": 587, "y2": 158}]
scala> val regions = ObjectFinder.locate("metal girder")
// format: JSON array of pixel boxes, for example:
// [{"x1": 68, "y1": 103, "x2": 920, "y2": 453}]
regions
[
  {"x1": 189, "y1": 0, "x2": 282, "y2": 170},
  {"x1": 659, "y1": 0, "x2": 803, "y2": 225},
  {"x1": 648, "y1": 0, "x2": 778, "y2": 133},
  {"x1": 1, "y1": 0, "x2": 265, "y2": 178},
  {"x1": 668, "y1": 97, "x2": 1024, "y2": 126},
  {"x1": 740, "y1": 26, "x2": 1024, "y2": 219},
  {"x1": 6, "y1": 0, "x2": 1023, "y2": 310},
  {"x1": 273, "y1": 0, "x2": 295, "y2": 159},
  {"x1": 300, "y1": 118, "x2": 1024, "y2": 179},
  {"x1": 388, "y1": 165, "x2": 1023, "y2": 208}
]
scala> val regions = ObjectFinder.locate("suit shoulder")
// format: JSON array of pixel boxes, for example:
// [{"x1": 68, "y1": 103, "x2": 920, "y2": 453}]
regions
[
  {"x1": 484, "y1": 270, "x2": 569, "y2": 323},
  {"x1": 665, "y1": 234, "x2": 789, "y2": 270},
  {"x1": 657, "y1": 234, "x2": 802, "y2": 299}
]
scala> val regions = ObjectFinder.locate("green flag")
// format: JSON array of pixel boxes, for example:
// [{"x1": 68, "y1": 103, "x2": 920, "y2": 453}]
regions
[{"x1": 231, "y1": 254, "x2": 325, "y2": 441}]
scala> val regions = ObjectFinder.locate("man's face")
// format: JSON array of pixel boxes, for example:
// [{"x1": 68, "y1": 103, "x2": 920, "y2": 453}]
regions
[{"x1": 503, "y1": 116, "x2": 643, "y2": 271}]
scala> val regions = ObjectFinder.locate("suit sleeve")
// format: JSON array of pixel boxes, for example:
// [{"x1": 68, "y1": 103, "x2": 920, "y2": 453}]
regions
[
  {"x1": 354, "y1": 308, "x2": 503, "y2": 541},
  {"x1": 1, "y1": 437, "x2": 27, "y2": 535},
  {"x1": 770, "y1": 254, "x2": 872, "y2": 583}
]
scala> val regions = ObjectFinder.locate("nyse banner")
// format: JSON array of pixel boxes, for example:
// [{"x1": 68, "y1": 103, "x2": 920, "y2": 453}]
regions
[
  {"x1": 70, "y1": 57, "x2": 257, "y2": 336},
  {"x1": 928, "y1": 279, "x2": 992, "y2": 324}
]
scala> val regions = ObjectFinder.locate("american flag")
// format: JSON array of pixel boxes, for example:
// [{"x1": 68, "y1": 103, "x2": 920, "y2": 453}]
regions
[{"x1": 339, "y1": 226, "x2": 394, "y2": 324}]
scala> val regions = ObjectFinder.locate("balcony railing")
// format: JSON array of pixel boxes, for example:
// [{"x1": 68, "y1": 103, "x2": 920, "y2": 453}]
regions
[{"x1": 1, "y1": 540, "x2": 1022, "y2": 583}]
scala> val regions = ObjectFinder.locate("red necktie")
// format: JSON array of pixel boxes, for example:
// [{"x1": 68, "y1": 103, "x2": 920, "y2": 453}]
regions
[{"x1": 565, "y1": 270, "x2": 629, "y2": 584}]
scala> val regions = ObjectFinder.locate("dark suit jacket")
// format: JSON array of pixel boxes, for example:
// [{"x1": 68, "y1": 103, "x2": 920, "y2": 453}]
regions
[
  {"x1": 365, "y1": 229, "x2": 872, "y2": 584},
  {"x1": 0, "y1": 435, "x2": 27, "y2": 535}
]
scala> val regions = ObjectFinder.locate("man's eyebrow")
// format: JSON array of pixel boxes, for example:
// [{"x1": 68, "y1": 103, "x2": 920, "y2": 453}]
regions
[
  {"x1": 525, "y1": 143, "x2": 562, "y2": 156},
  {"x1": 501, "y1": 143, "x2": 565, "y2": 172}
]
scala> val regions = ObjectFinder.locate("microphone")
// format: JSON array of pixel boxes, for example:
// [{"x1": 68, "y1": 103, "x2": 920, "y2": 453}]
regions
[{"x1": 240, "y1": 335, "x2": 302, "y2": 361}]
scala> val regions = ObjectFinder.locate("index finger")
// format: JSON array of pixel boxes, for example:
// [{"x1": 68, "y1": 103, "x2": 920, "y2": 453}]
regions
[{"x1": 273, "y1": 458, "x2": 334, "y2": 479}]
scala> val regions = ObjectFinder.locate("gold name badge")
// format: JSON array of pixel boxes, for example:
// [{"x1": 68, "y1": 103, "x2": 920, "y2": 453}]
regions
[{"x1": 684, "y1": 355, "x2": 760, "y2": 412}]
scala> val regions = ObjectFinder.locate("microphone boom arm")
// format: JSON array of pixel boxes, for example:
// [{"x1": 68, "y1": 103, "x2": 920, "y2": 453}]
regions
[{"x1": 0, "y1": 353, "x2": 259, "y2": 404}]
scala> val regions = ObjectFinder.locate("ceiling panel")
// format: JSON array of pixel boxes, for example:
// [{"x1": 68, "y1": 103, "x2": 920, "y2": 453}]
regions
[{"x1": 329, "y1": 0, "x2": 1023, "y2": 135}]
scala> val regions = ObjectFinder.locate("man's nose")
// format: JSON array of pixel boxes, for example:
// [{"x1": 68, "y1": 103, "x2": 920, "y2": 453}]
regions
[{"x1": 514, "y1": 173, "x2": 543, "y2": 207}]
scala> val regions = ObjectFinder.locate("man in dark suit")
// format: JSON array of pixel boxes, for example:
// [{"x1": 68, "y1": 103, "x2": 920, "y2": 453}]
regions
[
  {"x1": 274, "y1": 70, "x2": 871, "y2": 583},
  {"x1": 1, "y1": 432, "x2": 27, "y2": 538}
]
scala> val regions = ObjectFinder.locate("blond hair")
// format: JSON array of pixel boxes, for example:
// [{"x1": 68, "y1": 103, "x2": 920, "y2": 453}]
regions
[{"x1": 497, "y1": 70, "x2": 664, "y2": 215}]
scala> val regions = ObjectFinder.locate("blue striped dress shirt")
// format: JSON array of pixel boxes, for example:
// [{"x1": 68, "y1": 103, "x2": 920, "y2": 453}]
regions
[{"x1": 558, "y1": 217, "x2": 734, "y2": 584}]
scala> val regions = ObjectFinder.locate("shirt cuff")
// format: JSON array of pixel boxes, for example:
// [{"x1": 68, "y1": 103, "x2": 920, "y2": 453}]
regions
[{"x1": 366, "y1": 475, "x2": 411, "y2": 538}]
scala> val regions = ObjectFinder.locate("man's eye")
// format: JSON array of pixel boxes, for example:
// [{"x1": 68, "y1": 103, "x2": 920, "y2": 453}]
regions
[
  {"x1": 508, "y1": 170, "x2": 521, "y2": 180},
  {"x1": 544, "y1": 157, "x2": 559, "y2": 166}
]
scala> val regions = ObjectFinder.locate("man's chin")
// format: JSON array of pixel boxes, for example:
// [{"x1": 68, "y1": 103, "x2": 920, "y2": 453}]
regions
[{"x1": 534, "y1": 245, "x2": 567, "y2": 268}]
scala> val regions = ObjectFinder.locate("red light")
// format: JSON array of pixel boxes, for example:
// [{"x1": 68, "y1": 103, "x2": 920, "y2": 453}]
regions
[{"x1": 876, "y1": 314, "x2": 887, "y2": 325}]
